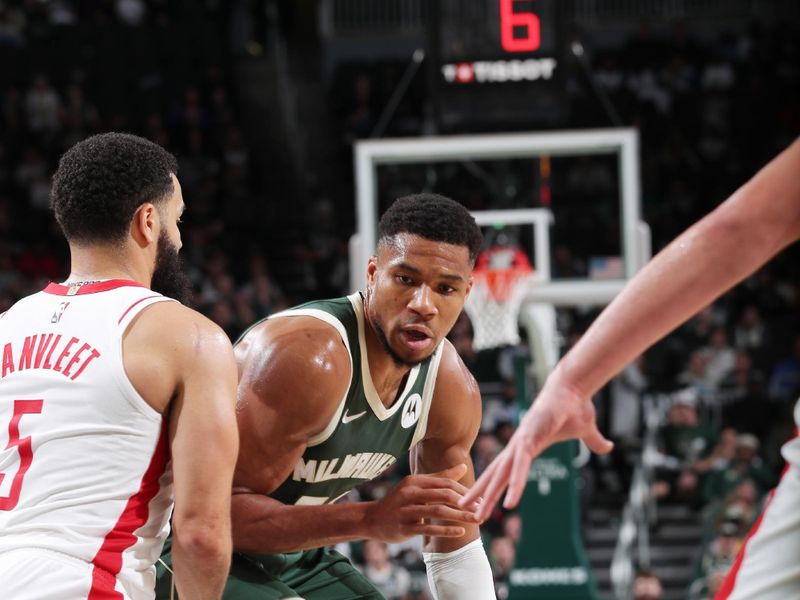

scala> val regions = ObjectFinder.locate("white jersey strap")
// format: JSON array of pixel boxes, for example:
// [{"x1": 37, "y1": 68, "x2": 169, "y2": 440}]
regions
[
  {"x1": 269, "y1": 308, "x2": 354, "y2": 447},
  {"x1": 116, "y1": 294, "x2": 177, "y2": 331},
  {"x1": 410, "y1": 341, "x2": 444, "y2": 448}
]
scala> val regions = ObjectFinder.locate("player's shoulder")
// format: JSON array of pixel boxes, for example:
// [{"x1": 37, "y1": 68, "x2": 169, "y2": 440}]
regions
[
  {"x1": 240, "y1": 313, "x2": 350, "y2": 367},
  {"x1": 424, "y1": 339, "x2": 482, "y2": 443},
  {"x1": 237, "y1": 313, "x2": 351, "y2": 399},
  {"x1": 129, "y1": 300, "x2": 233, "y2": 356},
  {"x1": 435, "y1": 338, "x2": 481, "y2": 399}
]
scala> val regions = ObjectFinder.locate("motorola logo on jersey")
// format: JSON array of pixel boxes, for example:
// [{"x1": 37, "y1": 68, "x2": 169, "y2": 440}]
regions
[{"x1": 401, "y1": 393, "x2": 421, "y2": 429}]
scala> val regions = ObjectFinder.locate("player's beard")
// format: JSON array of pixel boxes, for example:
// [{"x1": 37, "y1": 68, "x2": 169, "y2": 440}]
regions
[{"x1": 150, "y1": 230, "x2": 192, "y2": 304}]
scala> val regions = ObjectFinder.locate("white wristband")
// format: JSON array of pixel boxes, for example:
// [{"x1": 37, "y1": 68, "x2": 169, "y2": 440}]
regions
[{"x1": 423, "y1": 538, "x2": 496, "y2": 600}]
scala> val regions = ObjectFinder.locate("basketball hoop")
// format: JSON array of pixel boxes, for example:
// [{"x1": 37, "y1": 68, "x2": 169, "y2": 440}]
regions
[{"x1": 464, "y1": 245, "x2": 536, "y2": 350}]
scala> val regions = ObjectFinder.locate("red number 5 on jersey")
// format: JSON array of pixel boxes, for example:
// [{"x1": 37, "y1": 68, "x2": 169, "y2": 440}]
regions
[{"x1": 0, "y1": 399, "x2": 44, "y2": 510}]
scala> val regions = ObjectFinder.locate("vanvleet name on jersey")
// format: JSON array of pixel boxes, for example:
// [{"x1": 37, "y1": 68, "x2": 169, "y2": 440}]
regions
[
  {"x1": 2, "y1": 333, "x2": 101, "y2": 381},
  {"x1": 293, "y1": 451, "x2": 397, "y2": 484}
]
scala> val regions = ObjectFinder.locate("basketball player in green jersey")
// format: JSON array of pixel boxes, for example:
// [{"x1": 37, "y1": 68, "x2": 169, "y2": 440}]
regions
[{"x1": 157, "y1": 194, "x2": 495, "y2": 599}]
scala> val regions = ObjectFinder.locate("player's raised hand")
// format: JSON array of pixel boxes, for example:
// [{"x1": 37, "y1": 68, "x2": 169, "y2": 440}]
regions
[
  {"x1": 462, "y1": 374, "x2": 613, "y2": 521},
  {"x1": 364, "y1": 464, "x2": 480, "y2": 543}
]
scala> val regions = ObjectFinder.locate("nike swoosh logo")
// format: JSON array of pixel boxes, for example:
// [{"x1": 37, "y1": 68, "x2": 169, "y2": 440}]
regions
[{"x1": 342, "y1": 410, "x2": 367, "y2": 424}]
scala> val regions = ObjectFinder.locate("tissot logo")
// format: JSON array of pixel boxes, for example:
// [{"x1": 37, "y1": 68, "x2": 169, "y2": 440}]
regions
[{"x1": 441, "y1": 58, "x2": 557, "y2": 84}]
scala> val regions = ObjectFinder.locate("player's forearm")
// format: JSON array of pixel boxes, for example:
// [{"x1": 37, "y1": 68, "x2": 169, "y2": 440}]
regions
[
  {"x1": 560, "y1": 138, "x2": 800, "y2": 397},
  {"x1": 231, "y1": 492, "x2": 375, "y2": 553},
  {"x1": 172, "y1": 521, "x2": 232, "y2": 600}
]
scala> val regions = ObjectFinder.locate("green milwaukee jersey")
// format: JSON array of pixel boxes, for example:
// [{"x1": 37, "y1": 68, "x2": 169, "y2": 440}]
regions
[{"x1": 247, "y1": 292, "x2": 443, "y2": 507}]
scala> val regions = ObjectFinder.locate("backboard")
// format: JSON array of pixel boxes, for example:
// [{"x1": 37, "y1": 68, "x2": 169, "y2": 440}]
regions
[{"x1": 350, "y1": 128, "x2": 650, "y2": 308}]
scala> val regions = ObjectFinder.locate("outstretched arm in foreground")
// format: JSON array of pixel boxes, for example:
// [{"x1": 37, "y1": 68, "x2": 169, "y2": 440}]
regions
[{"x1": 464, "y1": 137, "x2": 800, "y2": 519}]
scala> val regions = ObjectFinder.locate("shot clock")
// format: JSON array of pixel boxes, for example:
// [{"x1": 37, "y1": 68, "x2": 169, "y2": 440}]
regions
[{"x1": 431, "y1": 0, "x2": 566, "y2": 129}]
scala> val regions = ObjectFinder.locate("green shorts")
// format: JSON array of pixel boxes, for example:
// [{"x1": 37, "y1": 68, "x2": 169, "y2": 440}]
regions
[{"x1": 155, "y1": 539, "x2": 384, "y2": 600}]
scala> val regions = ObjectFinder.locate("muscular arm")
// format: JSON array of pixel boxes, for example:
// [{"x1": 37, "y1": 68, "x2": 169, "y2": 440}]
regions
[
  {"x1": 415, "y1": 342, "x2": 496, "y2": 600},
  {"x1": 231, "y1": 318, "x2": 479, "y2": 554},
  {"x1": 466, "y1": 136, "x2": 800, "y2": 517},
  {"x1": 125, "y1": 303, "x2": 238, "y2": 600},
  {"x1": 231, "y1": 317, "x2": 361, "y2": 553},
  {"x1": 414, "y1": 341, "x2": 483, "y2": 553}
]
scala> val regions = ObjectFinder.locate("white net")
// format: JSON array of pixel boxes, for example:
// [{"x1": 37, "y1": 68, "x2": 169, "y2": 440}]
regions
[{"x1": 464, "y1": 247, "x2": 536, "y2": 350}]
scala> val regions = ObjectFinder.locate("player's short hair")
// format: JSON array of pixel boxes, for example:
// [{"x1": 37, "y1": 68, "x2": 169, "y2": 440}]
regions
[
  {"x1": 51, "y1": 132, "x2": 178, "y2": 244},
  {"x1": 378, "y1": 193, "x2": 483, "y2": 263}
]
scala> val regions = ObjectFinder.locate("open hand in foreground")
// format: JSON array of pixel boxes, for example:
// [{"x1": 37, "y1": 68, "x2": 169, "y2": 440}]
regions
[{"x1": 461, "y1": 376, "x2": 613, "y2": 521}]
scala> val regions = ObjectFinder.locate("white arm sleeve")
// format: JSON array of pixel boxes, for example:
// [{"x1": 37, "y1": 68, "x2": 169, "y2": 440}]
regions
[{"x1": 423, "y1": 538, "x2": 496, "y2": 600}]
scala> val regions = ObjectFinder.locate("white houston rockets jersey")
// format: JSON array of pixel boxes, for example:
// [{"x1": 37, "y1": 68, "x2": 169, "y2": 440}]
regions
[
  {"x1": 0, "y1": 280, "x2": 176, "y2": 599},
  {"x1": 717, "y1": 399, "x2": 800, "y2": 599}
]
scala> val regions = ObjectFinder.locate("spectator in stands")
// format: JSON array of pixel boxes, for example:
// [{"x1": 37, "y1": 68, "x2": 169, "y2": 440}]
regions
[
  {"x1": 609, "y1": 356, "x2": 648, "y2": 443},
  {"x1": 115, "y1": 0, "x2": 147, "y2": 26},
  {"x1": 301, "y1": 196, "x2": 350, "y2": 298},
  {"x1": 169, "y1": 86, "x2": 209, "y2": 135},
  {"x1": 701, "y1": 434, "x2": 775, "y2": 504},
  {"x1": 693, "y1": 426, "x2": 737, "y2": 477},
  {"x1": 702, "y1": 568, "x2": 728, "y2": 600},
  {"x1": 660, "y1": 391, "x2": 718, "y2": 465},
  {"x1": 14, "y1": 146, "x2": 50, "y2": 210},
  {"x1": 344, "y1": 72, "x2": 375, "y2": 142},
  {"x1": 46, "y1": 1, "x2": 77, "y2": 26},
  {"x1": 678, "y1": 305, "x2": 717, "y2": 351},
  {"x1": 633, "y1": 568, "x2": 663, "y2": 600},
  {"x1": 60, "y1": 83, "x2": 101, "y2": 147},
  {"x1": 709, "y1": 482, "x2": 760, "y2": 535},
  {"x1": 676, "y1": 351, "x2": 715, "y2": 401},
  {"x1": 360, "y1": 540, "x2": 412, "y2": 600},
  {"x1": 718, "y1": 351, "x2": 766, "y2": 432},
  {"x1": 697, "y1": 327, "x2": 736, "y2": 390},
  {"x1": 768, "y1": 334, "x2": 800, "y2": 404},
  {"x1": 502, "y1": 512, "x2": 523, "y2": 546},
  {"x1": 221, "y1": 125, "x2": 250, "y2": 171},
  {"x1": 489, "y1": 537, "x2": 516, "y2": 600},
  {"x1": 732, "y1": 305, "x2": 767, "y2": 357},
  {"x1": 697, "y1": 520, "x2": 742, "y2": 580},
  {"x1": 178, "y1": 128, "x2": 220, "y2": 189},
  {"x1": 0, "y1": 3, "x2": 26, "y2": 46},
  {"x1": 473, "y1": 431, "x2": 502, "y2": 478},
  {"x1": 24, "y1": 74, "x2": 60, "y2": 134},
  {"x1": 654, "y1": 390, "x2": 718, "y2": 503}
]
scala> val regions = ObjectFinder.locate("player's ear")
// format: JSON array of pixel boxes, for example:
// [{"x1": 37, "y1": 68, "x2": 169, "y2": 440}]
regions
[
  {"x1": 366, "y1": 255, "x2": 379, "y2": 286},
  {"x1": 131, "y1": 203, "x2": 159, "y2": 247},
  {"x1": 464, "y1": 276, "x2": 473, "y2": 299}
]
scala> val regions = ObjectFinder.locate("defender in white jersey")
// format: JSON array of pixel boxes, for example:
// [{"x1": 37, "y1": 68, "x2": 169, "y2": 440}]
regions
[
  {"x1": 464, "y1": 137, "x2": 800, "y2": 599},
  {"x1": 0, "y1": 133, "x2": 238, "y2": 600}
]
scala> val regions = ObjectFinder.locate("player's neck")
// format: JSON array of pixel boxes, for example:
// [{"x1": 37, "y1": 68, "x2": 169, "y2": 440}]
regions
[
  {"x1": 65, "y1": 244, "x2": 148, "y2": 287},
  {"x1": 362, "y1": 315, "x2": 412, "y2": 408}
]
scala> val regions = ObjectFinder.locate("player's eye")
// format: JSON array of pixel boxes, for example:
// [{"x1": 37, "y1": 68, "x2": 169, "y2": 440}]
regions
[{"x1": 396, "y1": 274, "x2": 414, "y2": 285}]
